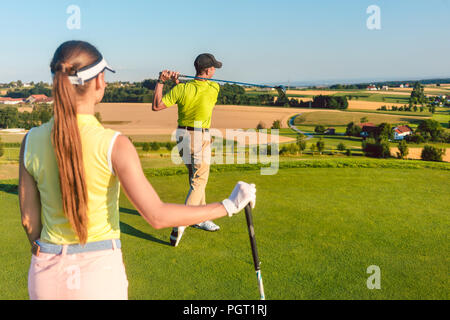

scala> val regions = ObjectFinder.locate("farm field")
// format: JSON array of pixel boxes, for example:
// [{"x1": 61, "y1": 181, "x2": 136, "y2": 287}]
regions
[
  {"x1": 1, "y1": 161, "x2": 449, "y2": 299},
  {"x1": 293, "y1": 110, "x2": 428, "y2": 126}
]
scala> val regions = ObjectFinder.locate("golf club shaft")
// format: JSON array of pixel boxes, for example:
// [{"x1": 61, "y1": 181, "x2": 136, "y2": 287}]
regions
[
  {"x1": 244, "y1": 204, "x2": 265, "y2": 300},
  {"x1": 179, "y1": 74, "x2": 275, "y2": 89}
]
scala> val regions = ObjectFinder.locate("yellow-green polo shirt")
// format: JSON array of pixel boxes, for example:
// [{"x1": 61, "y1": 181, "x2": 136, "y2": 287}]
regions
[
  {"x1": 24, "y1": 114, "x2": 121, "y2": 244},
  {"x1": 162, "y1": 80, "x2": 220, "y2": 128}
]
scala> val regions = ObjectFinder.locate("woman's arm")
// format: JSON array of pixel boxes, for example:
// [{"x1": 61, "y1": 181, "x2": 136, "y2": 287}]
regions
[
  {"x1": 18, "y1": 134, "x2": 42, "y2": 246},
  {"x1": 112, "y1": 135, "x2": 230, "y2": 229}
]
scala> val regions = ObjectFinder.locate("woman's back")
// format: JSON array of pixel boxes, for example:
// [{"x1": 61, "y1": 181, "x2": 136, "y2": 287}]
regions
[{"x1": 24, "y1": 114, "x2": 121, "y2": 244}]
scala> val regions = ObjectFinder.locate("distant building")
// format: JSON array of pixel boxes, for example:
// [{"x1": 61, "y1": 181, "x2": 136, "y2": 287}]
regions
[
  {"x1": 358, "y1": 122, "x2": 377, "y2": 137},
  {"x1": 382, "y1": 85, "x2": 389, "y2": 91},
  {"x1": 26, "y1": 94, "x2": 53, "y2": 104},
  {"x1": 393, "y1": 125, "x2": 413, "y2": 140},
  {"x1": 367, "y1": 85, "x2": 378, "y2": 91},
  {"x1": 0, "y1": 97, "x2": 25, "y2": 105}
]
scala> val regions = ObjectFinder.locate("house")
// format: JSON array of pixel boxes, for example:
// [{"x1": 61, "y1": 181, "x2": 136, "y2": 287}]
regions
[
  {"x1": 25, "y1": 94, "x2": 53, "y2": 104},
  {"x1": 367, "y1": 85, "x2": 378, "y2": 91},
  {"x1": 324, "y1": 128, "x2": 335, "y2": 135},
  {"x1": 393, "y1": 125, "x2": 413, "y2": 140},
  {"x1": 358, "y1": 122, "x2": 377, "y2": 138},
  {"x1": 382, "y1": 85, "x2": 389, "y2": 91},
  {"x1": 26, "y1": 94, "x2": 49, "y2": 104},
  {"x1": 0, "y1": 97, "x2": 25, "y2": 105}
]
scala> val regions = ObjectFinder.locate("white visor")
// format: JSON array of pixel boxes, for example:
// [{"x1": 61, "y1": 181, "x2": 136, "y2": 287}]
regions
[{"x1": 68, "y1": 58, "x2": 115, "y2": 85}]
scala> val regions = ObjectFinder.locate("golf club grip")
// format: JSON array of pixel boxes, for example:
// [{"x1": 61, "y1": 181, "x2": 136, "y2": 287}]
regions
[{"x1": 244, "y1": 204, "x2": 260, "y2": 271}]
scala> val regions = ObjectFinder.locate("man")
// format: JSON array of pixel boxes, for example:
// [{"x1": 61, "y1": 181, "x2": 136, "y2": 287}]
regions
[{"x1": 152, "y1": 53, "x2": 222, "y2": 247}]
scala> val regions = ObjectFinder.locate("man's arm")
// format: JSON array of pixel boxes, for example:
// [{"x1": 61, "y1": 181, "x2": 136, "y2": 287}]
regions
[{"x1": 152, "y1": 70, "x2": 179, "y2": 111}]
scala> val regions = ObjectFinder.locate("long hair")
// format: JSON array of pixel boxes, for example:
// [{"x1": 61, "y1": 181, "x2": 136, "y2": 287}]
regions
[{"x1": 50, "y1": 40, "x2": 102, "y2": 244}]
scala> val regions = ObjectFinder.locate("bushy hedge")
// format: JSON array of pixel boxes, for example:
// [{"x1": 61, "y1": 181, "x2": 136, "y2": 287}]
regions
[
  {"x1": 142, "y1": 158, "x2": 450, "y2": 177},
  {"x1": 362, "y1": 138, "x2": 391, "y2": 158},
  {"x1": 421, "y1": 145, "x2": 445, "y2": 162},
  {"x1": 135, "y1": 141, "x2": 177, "y2": 151}
]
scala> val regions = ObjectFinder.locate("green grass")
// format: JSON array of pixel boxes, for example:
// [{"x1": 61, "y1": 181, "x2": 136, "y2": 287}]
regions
[
  {"x1": 0, "y1": 148, "x2": 20, "y2": 164},
  {"x1": 432, "y1": 109, "x2": 450, "y2": 129},
  {"x1": 1, "y1": 159, "x2": 449, "y2": 299},
  {"x1": 332, "y1": 91, "x2": 411, "y2": 104},
  {"x1": 343, "y1": 109, "x2": 432, "y2": 117},
  {"x1": 293, "y1": 111, "x2": 427, "y2": 127}
]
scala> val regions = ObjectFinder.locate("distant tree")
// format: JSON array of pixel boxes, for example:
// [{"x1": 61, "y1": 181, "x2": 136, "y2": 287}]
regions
[
  {"x1": 421, "y1": 145, "x2": 444, "y2": 162},
  {"x1": 314, "y1": 125, "x2": 326, "y2": 134},
  {"x1": 396, "y1": 139, "x2": 409, "y2": 159},
  {"x1": 345, "y1": 148, "x2": 352, "y2": 156},
  {"x1": 346, "y1": 122, "x2": 362, "y2": 137},
  {"x1": 362, "y1": 138, "x2": 391, "y2": 158},
  {"x1": 296, "y1": 135, "x2": 307, "y2": 155},
  {"x1": 416, "y1": 119, "x2": 444, "y2": 141},
  {"x1": 142, "y1": 143, "x2": 150, "y2": 152},
  {"x1": 316, "y1": 139, "x2": 325, "y2": 155},
  {"x1": 310, "y1": 143, "x2": 316, "y2": 155},
  {"x1": 288, "y1": 143, "x2": 299, "y2": 155},
  {"x1": 410, "y1": 82, "x2": 425, "y2": 105},
  {"x1": 165, "y1": 142, "x2": 176, "y2": 151},
  {"x1": 337, "y1": 142, "x2": 346, "y2": 152},
  {"x1": 375, "y1": 123, "x2": 394, "y2": 142},
  {"x1": 256, "y1": 121, "x2": 266, "y2": 130},
  {"x1": 150, "y1": 142, "x2": 160, "y2": 151},
  {"x1": 271, "y1": 120, "x2": 281, "y2": 129}
]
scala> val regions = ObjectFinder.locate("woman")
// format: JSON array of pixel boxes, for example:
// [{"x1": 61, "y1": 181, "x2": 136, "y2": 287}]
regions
[{"x1": 18, "y1": 40, "x2": 256, "y2": 300}]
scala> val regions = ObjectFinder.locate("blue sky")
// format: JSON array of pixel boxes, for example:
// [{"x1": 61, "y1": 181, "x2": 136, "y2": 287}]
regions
[{"x1": 0, "y1": 0, "x2": 449, "y2": 85}]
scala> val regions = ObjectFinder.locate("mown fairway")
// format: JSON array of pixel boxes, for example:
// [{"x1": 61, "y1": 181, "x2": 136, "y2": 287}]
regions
[{"x1": 1, "y1": 160, "x2": 449, "y2": 300}]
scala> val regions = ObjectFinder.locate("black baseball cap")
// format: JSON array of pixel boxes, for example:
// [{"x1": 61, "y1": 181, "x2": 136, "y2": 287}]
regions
[{"x1": 194, "y1": 53, "x2": 222, "y2": 72}]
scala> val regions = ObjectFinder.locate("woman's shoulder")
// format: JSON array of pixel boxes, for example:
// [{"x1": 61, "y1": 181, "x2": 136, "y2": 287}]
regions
[{"x1": 27, "y1": 118, "x2": 54, "y2": 139}]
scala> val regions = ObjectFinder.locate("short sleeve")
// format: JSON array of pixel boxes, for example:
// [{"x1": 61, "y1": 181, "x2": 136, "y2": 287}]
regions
[{"x1": 162, "y1": 83, "x2": 184, "y2": 107}]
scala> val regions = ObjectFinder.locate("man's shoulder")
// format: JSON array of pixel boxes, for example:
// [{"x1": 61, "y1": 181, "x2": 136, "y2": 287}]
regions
[{"x1": 208, "y1": 81, "x2": 220, "y2": 92}]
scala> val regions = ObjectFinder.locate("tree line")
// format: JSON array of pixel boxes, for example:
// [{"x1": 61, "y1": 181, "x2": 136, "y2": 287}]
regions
[
  {"x1": 5, "y1": 83, "x2": 52, "y2": 98},
  {"x1": 0, "y1": 105, "x2": 52, "y2": 129}
]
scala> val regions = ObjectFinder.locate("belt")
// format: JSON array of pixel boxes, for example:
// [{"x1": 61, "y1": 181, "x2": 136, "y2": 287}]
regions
[
  {"x1": 177, "y1": 125, "x2": 209, "y2": 132},
  {"x1": 32, "y1": 239, "x2": 121, "y2": 256}
]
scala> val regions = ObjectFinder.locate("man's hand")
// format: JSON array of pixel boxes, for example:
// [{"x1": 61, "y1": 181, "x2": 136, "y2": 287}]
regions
[{"x1": 159, "y1": 70, "x2": 180, "y2": 84}]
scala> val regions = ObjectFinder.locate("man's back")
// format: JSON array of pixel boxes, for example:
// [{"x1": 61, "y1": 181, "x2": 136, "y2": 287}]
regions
[{"x1": 162, "y1": 80, "x2": 220, "y2": 128}]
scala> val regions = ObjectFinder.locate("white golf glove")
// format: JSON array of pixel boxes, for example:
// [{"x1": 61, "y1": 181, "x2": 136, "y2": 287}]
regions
[{"x1": 222, "y1": 181, "x2": 256, "y2": 217}]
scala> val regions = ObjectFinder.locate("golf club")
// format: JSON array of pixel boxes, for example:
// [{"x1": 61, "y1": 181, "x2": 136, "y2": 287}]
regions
[
  {"x1": 244, "y1": 203, "x2": 265, "y2": 300},
  {"x1": 179, "y1": 74, "x2": 287, "y2": 102}
]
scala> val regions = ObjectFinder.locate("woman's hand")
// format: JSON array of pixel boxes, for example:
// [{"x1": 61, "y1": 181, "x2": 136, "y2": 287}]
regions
[{"x1": 222, "y1": 181, "x2": 257, "y2": 217}]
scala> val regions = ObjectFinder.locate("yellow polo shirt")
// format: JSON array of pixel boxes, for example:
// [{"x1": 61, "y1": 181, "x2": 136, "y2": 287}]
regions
[
  {"x1": 162, "y1": 80, "x2": 220, "y2": 128},
  {"x1": 24, "y1": 114, "x2": 121, "y2": 244}
]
